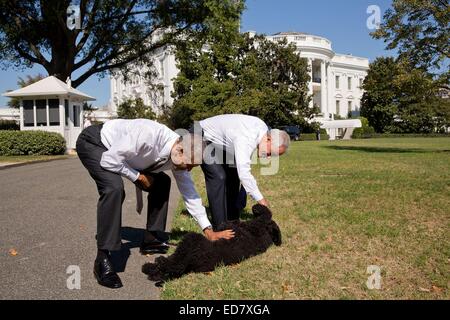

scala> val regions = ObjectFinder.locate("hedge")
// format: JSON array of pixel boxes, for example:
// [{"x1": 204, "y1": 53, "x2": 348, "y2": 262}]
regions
[
  {"x1": 0, "y1": 120, "x2": 19, "y2": 131},
  {"x1": 352, "y1": 132, "x2": 450, "y2": 139},
  {"x1": 300, "y1": 133, "x2": 330, "y2": 141},
  {"x1": 0, "y1": 130, "x2": 66, "y2": 156}
]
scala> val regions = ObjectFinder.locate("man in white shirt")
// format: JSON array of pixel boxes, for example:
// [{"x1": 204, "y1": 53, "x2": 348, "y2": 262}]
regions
[
  {"x1": 195, "y1": 114, "x2": 290, "y2": 228},
  {"x1": 76, "y1": 119, "x2": 234, "y2": 289}
]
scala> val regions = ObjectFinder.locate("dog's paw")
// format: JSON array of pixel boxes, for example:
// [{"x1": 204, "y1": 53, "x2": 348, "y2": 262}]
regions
[
  {"x1": 142, "y1": 262, "x2": 157, "y2": 275},
  {"x1": 155, "y1": 280, "x2": 165, "y2": 287}
]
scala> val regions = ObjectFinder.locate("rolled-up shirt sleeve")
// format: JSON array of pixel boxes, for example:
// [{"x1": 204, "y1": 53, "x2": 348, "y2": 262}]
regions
[
  {"x1": 172, "y1": 169, "x2": 212, "y2": 230},
  {"x1": 234, "y1": 139, "x2": 264, "y2": 202},
  {"x1": 100, "y1": 134, "x2": 140, "y2": 182}
]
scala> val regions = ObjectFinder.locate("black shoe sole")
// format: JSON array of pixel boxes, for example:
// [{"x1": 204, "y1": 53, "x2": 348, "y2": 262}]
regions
[
  {"x1": 93, "y1": 271, "x2": 123, "y2": 289},
  {"x1": 140, "y1": 248, "x2": 169, "y2": 255}
]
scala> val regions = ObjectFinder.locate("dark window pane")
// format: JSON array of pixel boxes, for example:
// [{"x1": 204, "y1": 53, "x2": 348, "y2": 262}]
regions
[
  {"x1": 23, "y1": 100, "x2": 34, "y2": 127},
  {"x1": 73, "y1": 105, "x2": 80, "y2": 127},
  {"x1": 49, "y1": 99, "x2": 60, "y2": 126},
  {"x1": 65, "y1": 100, "x2": 69, "y2": 126},
  {"x1": 36, "y1": 99, "x2": 47, "y2": 126}
]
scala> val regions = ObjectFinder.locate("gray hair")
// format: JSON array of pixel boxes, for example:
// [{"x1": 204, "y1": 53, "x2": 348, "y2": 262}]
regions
[
  {"x1": 269, "y1": 129, "x2": 291, "y2": 153},
  {"x1": 180, "y1": 133, "x2": 205, "y2": 165}
]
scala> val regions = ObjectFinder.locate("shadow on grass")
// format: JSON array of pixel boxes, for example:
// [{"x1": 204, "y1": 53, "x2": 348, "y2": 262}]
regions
[
  {"x1": 169, "y1": 228, "x2": 191, "y2": 243},
  {"x1": 324, "y1": 145, "x2": 450, "y2": 154}
]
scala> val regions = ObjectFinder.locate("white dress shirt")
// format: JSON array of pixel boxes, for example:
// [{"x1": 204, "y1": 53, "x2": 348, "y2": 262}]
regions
[
  {"x1": 199, "y1": 114, "x2": 268, "y2": 202},
  {"x1": 99, "y1": 119, "x2": 212, "y2": 230}
]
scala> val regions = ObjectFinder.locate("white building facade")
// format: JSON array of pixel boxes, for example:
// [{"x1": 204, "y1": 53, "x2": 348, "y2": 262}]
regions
[
  {"x1": 109, "y1": 46, "x2": 178, "y2": 115},
  {"x1": 109, "y1": 31, "x2": 369, "y2": 123},
  {"x1": 266, "y1": 32, "x2": 369, "y2": 120}
]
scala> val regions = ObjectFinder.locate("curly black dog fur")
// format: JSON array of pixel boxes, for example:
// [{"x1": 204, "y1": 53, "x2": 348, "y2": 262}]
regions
[{"x1": 142, "y1": 204, "x2": 282, "y2": 286}]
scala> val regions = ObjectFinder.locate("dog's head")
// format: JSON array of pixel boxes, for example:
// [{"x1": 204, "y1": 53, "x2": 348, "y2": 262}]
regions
[
  {"x1": 252, "y1": 204, "x2": 272, "y2": 220},
  {"x1": 252, "y1": 204, "x2": 282, "y2": 246}
]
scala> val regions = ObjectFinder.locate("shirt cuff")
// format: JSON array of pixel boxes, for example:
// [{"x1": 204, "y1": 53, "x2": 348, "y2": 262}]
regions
[
  {"x1": 196, "y1": 215, "x2": 212, "y2": 231},
  {"x1": 251, "y1": 190, "x2": 264, "y2": 202},
  {"x1": 127, "y1": 168, "x2": 140, "y2": 182}
]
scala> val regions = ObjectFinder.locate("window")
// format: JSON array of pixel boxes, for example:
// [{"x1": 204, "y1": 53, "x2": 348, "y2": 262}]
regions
[
  {"x1": 348, "y1": 101, "x2": 352, "y2": 113},
  {"x1": 23, "y1": 100, "x2": 34, "y2": 127},
  {"x1": 73, "y1": 105, "x2": 80, "y2": 127},
  {"x1": 65, "y1": 100, "x2": 69, "y2": 126},
  {"x1": 294, "y1": 36, "x2": 306, "y2": 41},
  {"x1": 36, "y1": 99, "x2": 47, "y2": 126},
  {"x1": 348, "y1": 77, "x2": 352, "y2": 90},
  {"x1": 359, "y1": 78, "x2": 364, "y2": 88},
  {"x1": 49, "y1": 99, "x2": 60, "y2": 126},
  {"x1": 335, "y1": 76, "x2": 340, "y2": 89},
  {"x1": 336, "y1": 100, "x2": 340, "y2": 116}
]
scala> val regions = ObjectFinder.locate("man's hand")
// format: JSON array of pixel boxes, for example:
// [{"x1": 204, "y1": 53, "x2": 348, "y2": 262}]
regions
[
  {"x1": 136, "y1": 173, "x2": 154, "y2": 190},
  {"x1": 258, "y1": 198, "x2": 270, "y2": 207},
  {"x1": 203, "y1": 228, "x2": 235, "y2": 241}
]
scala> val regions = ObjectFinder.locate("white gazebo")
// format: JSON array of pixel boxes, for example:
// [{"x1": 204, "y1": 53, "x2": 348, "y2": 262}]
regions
[{"x1": 2, "y1": 76, "x2": 96, "y2": 149}]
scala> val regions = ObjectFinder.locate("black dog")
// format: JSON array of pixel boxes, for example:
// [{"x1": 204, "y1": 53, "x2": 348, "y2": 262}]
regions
[{"x1": 142, "y1": 204, "x2": 282, "y2": 286}]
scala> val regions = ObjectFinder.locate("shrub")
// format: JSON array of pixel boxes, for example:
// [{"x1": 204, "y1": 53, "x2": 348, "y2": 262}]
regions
[
  {"x1": 353, "y1": 132, "x2": 450, "y2": 139},
  {"x1": 0, "y1": 120, "x2": 19, "y2": 131},
  {"x1": 352, "y1": 117, "x2": 376, "y2": 139},
  {"x1": 300, "y1": 132, "x2": 330, "y2": 141},
  {"x1": 0, "y1": 130, "x2": 66, "y2": 156}
]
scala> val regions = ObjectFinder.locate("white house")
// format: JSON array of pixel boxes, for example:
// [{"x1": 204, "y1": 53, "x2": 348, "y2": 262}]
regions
[
  {"x1": 108, "y1": 31, "x2": 369, "y2": 139},
  {"x1": 2, "y1": 76, "x2": 95, "y2": 149}
]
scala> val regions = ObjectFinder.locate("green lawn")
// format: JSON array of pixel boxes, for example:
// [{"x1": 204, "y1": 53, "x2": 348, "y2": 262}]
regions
[
  {"x1": 0, "y1": 155, "x2": 69, "y2": 164},
  {"x1": 163, "y1": 137, "x2": 450, "y2": 300}
]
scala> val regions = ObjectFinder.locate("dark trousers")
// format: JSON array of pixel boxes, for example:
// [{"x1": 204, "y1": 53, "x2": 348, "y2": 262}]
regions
[
  {"x1": 76, "y1": 125, "x2": 170, "y2": 251},
  {"x1": 201, "y1": 146, "x2": 248, "y2": 228}
]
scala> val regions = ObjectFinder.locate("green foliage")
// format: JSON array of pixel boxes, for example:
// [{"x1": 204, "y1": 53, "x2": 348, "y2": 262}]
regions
[
  {"x1": 361, "y1": 57, "x2": 450, "y2": 133},
  {"x1": 0, "y1": 130, "x2": 66, "y2": 156},
  {"x1": 352, "y1": 117, "x2": 376, "y2": 139},
  {"x1": 372, "y1": 0, "x2": 449, "y2": 83},
  {"x1": 7, "y1": 74, "x2": 46, "y2": 108},
  {"x1": 300, "y1": 132, "x2": 330, "y2": 141},
  {"x1": 0, "y1": 1, "x2": 218, "y2": 87},
  {"x1": 168, "y1": 0, "x2": 313, "y2": 129},
  {"x1": 117, "y1": 98, "x2": 156, "y2": 120},
  {"x1": 356, "y1": 133, "x2": 450, "y2": 139},
  {"x1": 0, "y1": 120, "x2": 19, "y2": 130}
]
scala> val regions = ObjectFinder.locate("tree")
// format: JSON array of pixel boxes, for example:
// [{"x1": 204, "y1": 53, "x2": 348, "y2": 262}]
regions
[
  {"x1": 117, "y1": 98, "x2": 156, "y2": 120},
  {"x1": 361, "y1": 57, "x2": 401, "y2": 132},
  {"x1": 7, "y1": 74, "x2": 46, "y2": 108},
  {"x1": 372, "y1": 0, "x2": 449, "y2": 84},
  {"x1": 361, "y1": 57, "x2": 450, "y2": 133},
  {"x1": 0, "y1": 0, "x2": 217, "y2": 88},
  {"x1": 168, "y1": 0, "x2": 313, "y2": 129}
]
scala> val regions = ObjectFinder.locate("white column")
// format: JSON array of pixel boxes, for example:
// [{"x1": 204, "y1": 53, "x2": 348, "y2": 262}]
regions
[
  {"x1": 320, "y1": 60, "x2": 327, "y2": 118},
  {"x1": 308, "y1": 58, "x2": 313, "y2": 108},
  {"x1": 20, "y1": 99, "x2": 24, "y2": 130},
  {"x1": 326, "y1": 62, "x2": 333, "y2": 117}
]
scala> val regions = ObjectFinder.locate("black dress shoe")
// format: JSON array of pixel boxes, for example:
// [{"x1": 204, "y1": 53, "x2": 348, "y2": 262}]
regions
[
  {"x1": 93, "y1": 257, "x2": 123, "y2": 289},
  {"x1": 140, "y1": 239, "x2": 170, "y2": 255}
]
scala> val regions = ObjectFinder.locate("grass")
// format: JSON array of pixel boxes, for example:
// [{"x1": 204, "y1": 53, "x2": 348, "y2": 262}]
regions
[
  {"x1": 162, "y1": 137, "x2": 450, "y2": 300},
  {"x1": 0, "y1": 154, "x2": 69, "y2": 164}
]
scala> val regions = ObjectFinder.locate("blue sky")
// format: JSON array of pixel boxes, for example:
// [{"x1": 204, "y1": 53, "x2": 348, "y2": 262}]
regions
[{"x1": 0, "y1": 0, "x2": 394, "y2": 108}]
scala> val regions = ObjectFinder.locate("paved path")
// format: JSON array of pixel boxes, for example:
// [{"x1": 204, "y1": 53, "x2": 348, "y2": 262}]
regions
[{"x1": 0, "y1": 158, "x2": 180, "y2": 299}]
